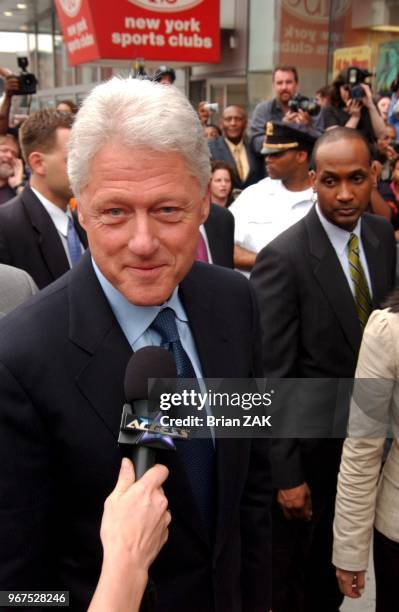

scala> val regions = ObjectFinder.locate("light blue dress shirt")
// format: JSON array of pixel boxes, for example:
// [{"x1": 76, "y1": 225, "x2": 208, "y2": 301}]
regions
[{"x1": 91, "y1": 259, "x2": 204, "y2": 377}]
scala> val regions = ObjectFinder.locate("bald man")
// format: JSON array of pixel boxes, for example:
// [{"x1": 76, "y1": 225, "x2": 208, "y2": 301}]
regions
[
  {"x1": 251, "y1": 127, "x2": 396, "y2": 612},
  {"x1": 209, "y1": 105, "x2": 265, "y2": 191}
]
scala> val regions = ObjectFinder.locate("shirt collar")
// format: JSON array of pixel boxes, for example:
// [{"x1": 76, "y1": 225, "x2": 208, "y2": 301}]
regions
[
  {"x1": 225, "y1": 137, "x2": 244, "y2": 150},
  {"x1": 315, "y1": 202, "x2": 362, "y2": 256},
  {"x1": 91, "y1": 258, "x2": 187, "y2": 347},
  {"x1": 31, "y1": 186, "x2": 71, "y2": 237}
]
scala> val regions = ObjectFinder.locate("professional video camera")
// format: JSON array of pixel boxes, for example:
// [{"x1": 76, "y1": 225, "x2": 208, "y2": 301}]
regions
[
  {"x1": 345, "y1": 66, "x2": 372, "y2": 100},
  {"x1": 15, "y1": 56, "x2": 37, "y2": 95},
  {"x1": 288, "y1": 93, "x2": 320, "y2": 117}
]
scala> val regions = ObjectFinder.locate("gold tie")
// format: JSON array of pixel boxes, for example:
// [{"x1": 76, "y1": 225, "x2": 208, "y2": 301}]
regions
[
  {"x1": 347, "y1": 233, "x2": 372, "y2": 329},
  {"x1": 232, "y1": 145, "x2": 245, "y2": 182}
]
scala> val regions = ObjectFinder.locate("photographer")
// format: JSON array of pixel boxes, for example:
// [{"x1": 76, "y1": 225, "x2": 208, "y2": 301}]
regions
[
  {"x1": 249, "y1": 66, "x2": 321, "y2": 154},
  {"x1": 0, "y1": 59, "x2": 36, "y2": 137},
  {"x1": 324, "y1": 67, "x2": 386, "y2": 145},
  {"x1": 0, "y1": 68, "x2": 20, "y2": 136}
]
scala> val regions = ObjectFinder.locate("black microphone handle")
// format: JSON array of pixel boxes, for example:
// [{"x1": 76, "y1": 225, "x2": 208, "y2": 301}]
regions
[{"x1": 131, "y1": 446, "x2": 156, "y2": 479}]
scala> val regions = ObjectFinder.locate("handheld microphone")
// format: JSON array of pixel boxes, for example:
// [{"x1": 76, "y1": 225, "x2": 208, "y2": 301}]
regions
[{"x1": 119, "y1": 346, "x2": 183, "y2": 478}]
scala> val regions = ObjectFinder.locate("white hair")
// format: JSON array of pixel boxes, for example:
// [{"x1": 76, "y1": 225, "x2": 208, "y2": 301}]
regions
[{"x1": 68, "y1": 77, "x2": 211, "y2": 196}]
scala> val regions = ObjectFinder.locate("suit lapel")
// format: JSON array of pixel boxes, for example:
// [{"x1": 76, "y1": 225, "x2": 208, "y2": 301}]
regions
[
  {"x1": 68, "y1": 255, "x2": 132, "y2": 437},
  {"x1": 22, "y1": 187, "x2": 70, "y2": 281},
  {"x1": 306, "y1": 207, "x2": 361, "y2": 354},
  {"x1": 180, "y1": 264, "x2": 243, "y2": 551},
  {"x1": 361, "y1": 216, "x2": 387, "y2": 308},
  {"x1": 72, "y1": 211, "x2": 88, "y2": 248},
  {"x1": 204, "y1": 209, "x2": 220, "y2": 262},
  {"x1": 219, "y1": 138, "x2": 237, "y2": 171},
  {"x1": 179, "y1": 263, "x2": 232, "y2": 377}
]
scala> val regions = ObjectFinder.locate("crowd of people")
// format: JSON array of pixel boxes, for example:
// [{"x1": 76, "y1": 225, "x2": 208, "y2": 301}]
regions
[{"x1": 0, "y1": 61, "x2": 398, "y2": 612}]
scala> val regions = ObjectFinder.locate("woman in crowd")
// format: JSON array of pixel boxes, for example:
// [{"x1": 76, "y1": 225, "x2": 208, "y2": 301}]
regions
[
  {"x1": 377, "y1": 95, "x2": 391, "y2": 124},
  {"x1": 323, "y1": 68, "x2": 386, "y2": 145},
  {"x1": 210, "y1": 160, "x2": 234, "y2": 207},
  {"x1": 333, "y1": 294, "x2": 399, "y2": 612}
]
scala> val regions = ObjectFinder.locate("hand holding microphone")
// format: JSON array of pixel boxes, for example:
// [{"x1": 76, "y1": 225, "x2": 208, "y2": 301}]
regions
[{"x1": 89, "y1": 458, "x2": 171, "y2": 612}]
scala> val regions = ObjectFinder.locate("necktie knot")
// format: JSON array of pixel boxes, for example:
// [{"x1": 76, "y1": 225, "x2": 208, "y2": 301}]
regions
[
  {"x1": 150, "y1": 307, "x2": 179, "y2": 346},
  {"x1": 348, "y1": 233, "x2": 359, "y2": 253}
]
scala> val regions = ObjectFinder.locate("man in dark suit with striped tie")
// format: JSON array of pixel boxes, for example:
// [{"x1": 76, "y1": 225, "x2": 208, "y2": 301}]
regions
[{"x1": 251, "y1": 127, "x2": 396, "y2": 612}]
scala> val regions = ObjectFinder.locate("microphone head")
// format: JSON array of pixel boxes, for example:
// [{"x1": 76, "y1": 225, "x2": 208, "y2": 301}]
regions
[{"x1": 124, "y1": 346, "x2": 177, "y2": 402}]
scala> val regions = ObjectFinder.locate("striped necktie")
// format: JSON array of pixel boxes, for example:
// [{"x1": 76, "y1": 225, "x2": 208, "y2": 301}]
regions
[
  {"x1": 150, "y1": 307, "x2": 215, "y2": 531},
  {"x1": 347, "y1": 233, "x2": 372, "y2": 329}
]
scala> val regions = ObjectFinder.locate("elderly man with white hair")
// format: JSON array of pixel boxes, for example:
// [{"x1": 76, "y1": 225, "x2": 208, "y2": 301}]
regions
[{"x1": 0, "y1": 78, "x2": 271, "y2": 612}]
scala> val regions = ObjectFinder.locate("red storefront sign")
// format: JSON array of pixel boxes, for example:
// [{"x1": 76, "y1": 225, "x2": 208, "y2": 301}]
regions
[{"x1": 55, "y1": 0, "x2": 220, "y2": 66}]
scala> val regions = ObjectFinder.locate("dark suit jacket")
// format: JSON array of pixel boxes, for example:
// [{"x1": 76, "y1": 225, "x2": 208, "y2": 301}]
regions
[
  {"x1": 0, "y1": 254, "x2": 271, "y2": 612},
  {"x1": 209, "y1": 136, "x2": 265, "y2": 191},
  {"x1": 0, "y1": 185, "x2": 87, "y2": 289},
  {"x1": 251, "y1": 206, "x2": 396, "y2": 489},
  {"x1": 204, "y1": 204, "x2": 234, "y2": 269}
]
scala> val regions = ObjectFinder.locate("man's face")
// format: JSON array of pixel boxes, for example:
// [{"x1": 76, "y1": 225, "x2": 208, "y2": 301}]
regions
[
  {"x1": 0, "y1": 136, "x2": 18, "y2": 179},
  {"x1": 310, "y1": 139, "x2": 375, "y2": 231},
  {"x1": 41, "y1": 127, "x2": 73, "y2": 201},
  {"x1": 273, "y1": 70, "x2": 298, "y2": 104},
  {"x1": 265, "y1": 149, "x2": 300, "y2": 180},
  {"x1": 377, "y1": 127, "x2": 393, "y2": 155},
  {"x1": 78, "y1": 145, "x2": 209, "y2": 306},
  {"x1": 222, "y1": 106, "x2": 247, "y2": 141}
]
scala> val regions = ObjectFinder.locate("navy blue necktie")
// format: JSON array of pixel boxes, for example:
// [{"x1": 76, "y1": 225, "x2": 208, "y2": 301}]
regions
[
  {"x1": 150, "y1": 307, "x2": 215, "y2": 531},
  {"x1": 67, "y1": 216, "x2": 82, "y2": 267}
]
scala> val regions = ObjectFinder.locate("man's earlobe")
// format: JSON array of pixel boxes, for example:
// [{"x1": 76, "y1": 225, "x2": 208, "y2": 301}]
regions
[
  {"x1": 76, "y1": 203, "x2": 86, "y2": 229},
  {"x1": 309, "y1": 169, "x2": 317, "y2": 190},
  {"x1": 370, "y1": 160, "x2": 380, "y2": 187}
]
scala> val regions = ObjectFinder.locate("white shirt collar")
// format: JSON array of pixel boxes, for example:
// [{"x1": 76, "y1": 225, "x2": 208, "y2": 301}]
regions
[
  {"x1": 315, "y1": 202, "x2": 362, "y2": 256},
  {"x1": 30, "y1": 186, "x2": 71, "y2": 237}
]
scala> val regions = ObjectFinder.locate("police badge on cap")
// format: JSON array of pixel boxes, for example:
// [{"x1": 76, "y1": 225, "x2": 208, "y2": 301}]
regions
[{"x1": 261, "y1": 121, "x2": 318, "y2": 155}]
